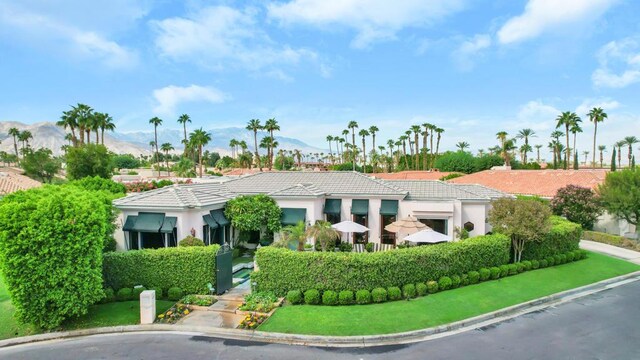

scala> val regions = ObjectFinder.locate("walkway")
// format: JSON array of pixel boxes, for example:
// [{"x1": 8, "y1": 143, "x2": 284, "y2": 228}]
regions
[
  {"x1": 177, "y1": 282, "x2": 250, "y2": 329},
  {"x1": 580, "y1": 240, "x2": 640, "y2": 265}
]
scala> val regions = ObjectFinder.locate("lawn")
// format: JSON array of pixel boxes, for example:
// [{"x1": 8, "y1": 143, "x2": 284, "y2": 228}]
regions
[
  {"x1": 259, "y1": 252, "x2": 640, "y2": 336},
  {"x1": 0, "y1": 275, "x2": 173, "y2": 340}
]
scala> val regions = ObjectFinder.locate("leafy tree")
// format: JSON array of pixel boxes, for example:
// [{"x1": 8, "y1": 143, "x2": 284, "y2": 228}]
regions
[
  {"x1": 306, "y1": 220, "x2": 340, "y2": 252},
  {"x1": 551, "y1": 185, "x2": 603, "y2": 230},
  {"x1": 488, "y1": 197, "x2": 552, "y2": 262},
  {"x1": 274, "y1": 155, "x2": 294, "y2": 170},
  {"x1": 0, "y1": 186, "x2": 107, "y2": 329},
  {"x1": 21, "y1": 148, "x2": 61, "y2": 183},
  {"x1": 111, "y1": 154, "x2": 141, "y2": 169},
  {"x1": 598, "y1": 170, "x2": 640, "y2": 232},
  {"x1": 225, "y1": 195, "x2": 282, "y2": 234},
  {"x1": 205, "y1": 151, "x2": 221, "y2": 167},
  {"x1": 434, "y1": 151, "x2": 476, "y2": 173},
  {"x1": 474, "y1": 154, "x2": 504, "y2": 171},
  {"x1": 65, "y1": 144, "x2": 114, "y2": 180},
  {"x1": 172, "y1": 157, "x2": 196, "y2": 178}
]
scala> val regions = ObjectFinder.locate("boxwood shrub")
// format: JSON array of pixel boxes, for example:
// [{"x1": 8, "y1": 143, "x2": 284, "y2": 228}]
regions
[
  {"x1": 103, "y1": 245, "x2": 219, "y2": 295},
  {"x1": 521, "y1": 216, "x2": 582, "y2": 261},
  {"x1": 253, "y1": 234, "x2": 510, "y2": 295},
  {"x1": 508, "y1": 264, "x2": 518, "y2": 275},
  {"x1": 322, "y1": 290, "x2": 338, "y2": 305},
  {"x1": 460, "y1": 273, "x2": 470, "y2": 286},
  {"x1": 133, "y1": 286, "x2": 146, "y2": 299},
  {"x1": 372, "y1": 288, "x2": 388, "y2": 303},
  {"x1": 490, "y1": 267, "x2": 501, "y2": 280},
  {"x1": 355, "y1": 289, "x2": 371, "y2": 304},
  {"x1": 468, "y1": 271, "x2": 480, "y2": 284},
  {"x1": 286, "y1": 290, "x2": 303, "y2": 304},
  {"x1": 416, "y1": 282, "x2": 428, "y2": 296},
  {"x1": 117, "y1": 288, "x2": 133, "y2": 301},
  {"x1": 438, "y1": 276, "x2": 452, "y2": 290},
  {"x1": 338, "y1": 290, "x2": 354, "y2": 305},
  {"x1": 539, "y1": 259, "x2": 549, "y2": 268},
  {"x1": 402, "y1": 284, "x2": 416, "y2": 298},
  {"x1": 450, "y1": 275, "x2": 461, "y2": 289},
  {"x1": 304, "y1": 289, "x2": 320, "y2": 305},
  {"x1": 516, "y1": 263, "x2": 525, "y2": 273},
  {"x1": 167, "y1": 287, "x2": 183, "y2": 301},
  {"x1": 479, "y1": 268, "x2": 491, "y2": 281},
  {"x1": 426, "y1": 280, "x2": 439, "y2": 293},
  {"x1": 499, "y1": 265, "x2": 509, "y2": 277},
  {"x1": 531, "y1": 260, "x2": 540, "y2": 269},
  {"x1": 522, "y1": 261, "x2": 532, "y2": 271},
  {"x1": 388, "y1": 286, "x2": 402, "y2": 301},
  {"x1": 546, "y1": 256, "x2": 556, "y2": 266},
  {"x1": 101, "y1": 288, "x2": 115, "y2": 303}
]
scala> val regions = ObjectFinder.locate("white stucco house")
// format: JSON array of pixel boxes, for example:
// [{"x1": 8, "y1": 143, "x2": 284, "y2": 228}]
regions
[{"x1": 112, "y1": 171, "x2": 509, "y2": 251}]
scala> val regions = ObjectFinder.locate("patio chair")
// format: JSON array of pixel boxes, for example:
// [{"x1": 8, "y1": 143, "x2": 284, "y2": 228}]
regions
[
  {"x1": 353, "y1": 244, "x2": 365, "y2": 253},
  {"x1": 380, "y1": 244, "x2": 395, "y2": 251}
]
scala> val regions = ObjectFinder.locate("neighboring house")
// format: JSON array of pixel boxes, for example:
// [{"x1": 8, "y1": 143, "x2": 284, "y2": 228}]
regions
[
  {"x1": 374, "y1": 171, "x2": 451, "y2": 181},
  {"x1": 112, "y1": 171, "x2": 509, "y2": 251},
  {"x1": 0, "y1": 170, "x2": 42, "y2": 196}
]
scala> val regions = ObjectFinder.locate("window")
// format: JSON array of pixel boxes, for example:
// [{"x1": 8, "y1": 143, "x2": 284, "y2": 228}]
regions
[
  {"x1": 141, "y1": 232, "x2": 164, "y2": 249},
  {"x1": 464, "y1": 221, "x2": 475, "y2": 232},
  {"x1": 128, "y1": 231, "x2": 139, "y2": 250},
  {"x1": 326, "y1": 213, "x2": 340, "y2": 224},
  {"x1": 381, "y1": 215, "x2": 397, "y2": 245},
  {"x1": 353, "y1": 214, "x2": 368, "y2": 243},
  {"x1": 203, "y1": 225, "x2": 210, "y2": 245},
  {"x1": 419, "y1": 219, "x2": 447, "y2": 235}
]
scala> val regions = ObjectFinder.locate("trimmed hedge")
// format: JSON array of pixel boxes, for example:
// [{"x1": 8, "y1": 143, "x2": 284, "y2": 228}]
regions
[
  {"x1": 521, "y1": 216, "x2": 582, "y2": 261},
  {"x1": 253, "y1": 234, "x2": 510, "y2": 295},
  {"x1": 582, "y1": 230, "x2": 624, "y2": 246},
  {"x1": 372, "y1": 288, "x2": 388, "y2": 303},
  {"x1": 304, "y1": 289, "x2": 320, "y2": 305},
  {"x1": 103, "y1": 245, "x2": 219, "y2": 295}
]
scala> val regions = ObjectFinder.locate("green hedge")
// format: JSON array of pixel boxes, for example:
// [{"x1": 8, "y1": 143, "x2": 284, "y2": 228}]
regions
[
  {"x1": 520, "y1": 216, "x2": 582, "y2": 261},
  {"x1": 252, "y1": 234, "x2": 510, "y2": 296},
  {"x1": 103, "y1": 245, "x2": 219, "y2": 294},
  {"x1": 582, "y1": 230, "x2": 625, "y2": 246}
]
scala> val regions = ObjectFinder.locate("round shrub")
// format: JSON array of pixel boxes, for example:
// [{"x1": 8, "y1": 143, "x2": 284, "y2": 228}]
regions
[
  {"x1": 540, "y1": 259, "x2": 549, "y2": 268},
  {"x1": 438, "y1": 276, "x2": 452, "y2": 291},
  {"x1": 355, "y1": 289, "x2": 371, "y2": 304},
  {"x1": 322, "y1": 290, "x2": 338, "y2": 306},
  {"x1": 490, "y1": 267, "x2": 501, "y2": 280},
  {"x1": 531, "y1": 260, "x2": 540, "y2": 269},
  {"x1": 558, "y1": 254, "x2": 567, "y2": 264},
  {"x1": 133, "y1": 286, "x2": 147, "y2": 299},
  {"x1": 286, "y1": 290, "x2": 303, "y2": 305},
  {"x1": 499, "y1": 265, "x2": 509, "y2": 277},
  {"x1": 365, "y1": 243, "x2": 375, "y2": 253},
  {"x1": 388, "y1": 286, "x2": 402, "y2": 301},
  {"x1": 102, "y1": 288, "x2": 115, "y2": 303},
  {"x1": 522, "y1": 261, "x2": 532, "y2": 271},
  {"x1": 338, "y1": 290, "x2": 354, "y2": 305},
  {"x1": 566, "y1": 251, "x2": 575, "y2": 262},
  {"x1": 168, "y1": 287, "x2": 184, "y2": 301},
  {"x1": 450, "y1": 275, "x2": 461, "y2": 289},
  {"x1": 460, "y1": 273, "x2": 470, "y2": 286},
  {"x1": 426, "y1": 281, "x2": 439, "y2": 294},
  {"x1": 516, "y1": 263, "x2": 525, "y2": 273},
  {"x1": 479, "y1": 268, "x2": 491, "y2": 281},
  {"x1": 116, "y1": 288, "x2": 133, "y2": 301},
  {"x1": 304, "y1": 289, "x2": 320, "y2": 305},
  {"x1": 554, "y1": 254, "x2": 563, "y2": 265},
  {"x1": 416, "y1": 282, "x2": 428, "y2": 296},
  {"x1": 546, "y1": 256, "x2": 556, "y2": 266},
  {"x1": 468, "y1": 271, "x2": 480, "y2": 284},
  {"x1": 339, "y1": 243, "x2": 353, "y2": 252},
  {"x1": 402, "y1": 284, "x2": 417, "y2": 298},
  {"x1": 371, "y1": 288, "x2": 388, "y2": 303},
  {"x1": 151, "y1": 287, "x2": 163, "y2": 299},
  {"x1": 508, "y1": 264, "x2": 518, "y2": 275},
  {"x1": 178, "y1": 235, "x2": 205, "y2": 247}
]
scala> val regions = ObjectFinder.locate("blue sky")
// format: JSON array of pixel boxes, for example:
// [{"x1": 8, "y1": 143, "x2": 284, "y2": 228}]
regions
[{"x1": 1, "y1": 0, "x2": 639, "y2": 158}]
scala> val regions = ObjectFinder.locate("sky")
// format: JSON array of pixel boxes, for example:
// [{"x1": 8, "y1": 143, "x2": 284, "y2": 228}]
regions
[{"x1": 1, "y1": 0, "x2": 640, "y2": 159}]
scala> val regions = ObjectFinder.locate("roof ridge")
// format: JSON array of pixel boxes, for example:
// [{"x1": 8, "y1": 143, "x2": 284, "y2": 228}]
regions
[
  {"x1": 357, "y1": 172, "x2": 408, "y2": 194},
  {"x1": 441, "y1": 181, "x2": 490, "y2": 199}
]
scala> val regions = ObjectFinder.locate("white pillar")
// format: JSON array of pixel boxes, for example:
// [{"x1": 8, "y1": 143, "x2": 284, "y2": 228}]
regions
[
  {"x1": 164, "y1": 233, "x2": 168, "y2": 248},
  {"x1": 138, "y1": 233, "x2": 142, "y2": 249},
  {"x1": 140, "y1": 290, "x2": 156, "y2": 324}
]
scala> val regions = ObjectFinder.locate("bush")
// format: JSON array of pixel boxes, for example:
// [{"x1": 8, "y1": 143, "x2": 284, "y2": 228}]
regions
[
  {"x1": 566, "y1": 251, "x2": 575, "y2": 262},
  {"x1": 365, "y1": 243, "x2": 375, "y2": 253},
  {"x1": 460, "y1": 273, "x2": 470, "y2": 286},
  {"x1": 387, "y1": 286, "x2": 402, "y2": 301},
  {"x1": 434, "y1": 151, "x2": 477, "y2": 174},
  {"x1": 559, "y1": 254, "x2": 568, "y2": 264},
  {"x1": 168, "y1": 287, "x2": 184, "y2": 301},
  {"x1": 304, "y1": 289, "x2": 320, "y2": 305},
  {"x1": 551, "y1": 185, "x2": 603, "y2": 230},
  {"x1": 322, "y1": 290, "x2": 338, "y2": 306},
  {"x1": 151, "y1": 287, "x2": 164, "y2": 299},
  {"x1": 531, "y1": 260, "x2": 540, "y2": 269},
  {"x1": 546, "y1": 256, "x2": 556, "y2": 266},
  {"x1": 102, "y1": 288, "x2": 116, "y2": 303},
  {"x1": 178, "y1": 236, "x2": 205, "y2": 247},
  {"x1": 450, "y1": 275, "x2": 461, "y2": 289},
  {"x1": 402, "y1": 284, "x2": 417, "y2": 298},
  {"x1": 499, "y1": 265, "x2": 509, "y2": 277},
  {"x1": 338, "y1": 290, "x2": 354, "y2": 305},
  {"x1": 468, "y1": 271, "x2": 480, "y2": 284},
  {"x1": 479, "y1": 268, "x2": 491, "y2": 281},
  {"x1": 103, "y1": 245, "x2": 219, "y2": 295},
  {"x1": 539, "y1": 259, "x2": 548, "y2": 268},
  {"x1": 438, "y1": 276, "x2": 452, "y2": 290},
  {"x1": 554, "y1": 254, "x2": 563, "y2": 265},
  {"x1": 239, "y1": 292, "x2": 278, "y2": 312},
  {"x1": 508, "y1": 264, "x2": 518, "y2": 275},
  {"x1": 355, "y1": 290, "x2": 371, "y2": 304},
  {"x1": 416, "y1": 282, "x2": 428, "y2": 296},
  {"x1": 372, "y1": 288, "x2": 388, "y2": 303},
  {"x1": 0, "y1": 186, "x2": 107, "y2": 329},
  {"x1": 133, "y1": 286, "x2": 147, "y2": 299},
  {"x1": 522, "y1": 261, "x2": 532, "y2": 271},
  {"x1": 426, "y1": 281, "x2": 439, "y2": 293},
  {"x1": 339, "y1": 243, "x2": 353, "y2": 252},
  {"x1": 582, "y1": 231, "x2": 625, "y2": 246},
  {"x1": 490, "y1": 267, "x2": 501, "y2": 279},
  {"x1": 521, "y1": 217, "x2": 582, "y2": 261},
  {"x1": 253, "y1": 234, "x2": 511, "y2": 295},
  {"x1": 65, "y1": 144, "x2": 114, "y2": 180},
  {"x1": 516, "y1": 263, "x2": 525, "y2": 273},
  {"x1": 286, "y1": 290, "x2": 303, "y2": 305},
  {"x1": 117, "y1": 288, "x2": 133, "y2": 301}
]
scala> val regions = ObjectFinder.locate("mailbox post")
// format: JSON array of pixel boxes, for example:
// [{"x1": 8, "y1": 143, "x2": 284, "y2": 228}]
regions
[{"x1": 140, "y1": 290, "x2": 156, "y2": 324}]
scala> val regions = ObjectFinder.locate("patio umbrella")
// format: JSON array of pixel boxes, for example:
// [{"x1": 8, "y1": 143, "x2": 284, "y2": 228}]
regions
[
  {"x1": 331, "y1": 221, "x2": 369, "y2": 244},
  {"x1": 403, "y1": 227, "x2": 451, "y2": 244},
  {"x1": 384, "y1": 216, "x2": 427, "y2": 235}
]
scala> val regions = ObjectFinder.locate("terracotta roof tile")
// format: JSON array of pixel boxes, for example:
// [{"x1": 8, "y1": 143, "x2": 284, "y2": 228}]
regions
[
  {"x1": 0, "y1": 171, "x2": 42, "y2": 195},
  {"x1": 373, "y1": 171, "x2": 452, "y2": 180}
]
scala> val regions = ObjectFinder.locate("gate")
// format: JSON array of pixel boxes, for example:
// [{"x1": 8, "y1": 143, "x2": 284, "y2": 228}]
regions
[{"x1": 215, "y1": 244, "x2": 233, "y2": 295}]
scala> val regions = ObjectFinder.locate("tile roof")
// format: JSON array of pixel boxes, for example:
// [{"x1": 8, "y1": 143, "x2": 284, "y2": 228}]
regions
[
  {"x1": 114, "y1": 182, "x2": 233, "y2": 209},
  {"x1": 452, "y1": 184, "x2": 510, "y2": 199},
  {"x1": 373, "y1": 171, "x2": 453, "y2": 180},
  {"x1": 448, "y1": 169, "x2": 608, "y2": 198},
  {"x1": 0, "y1": 171, "x2": 41, "y2": 195},
  {"x1": 268, "y1": 183, "x2": 325, "y2": 197},
  {"x1": 388, "y1": 180, "x2": 494, "y2": 200}
]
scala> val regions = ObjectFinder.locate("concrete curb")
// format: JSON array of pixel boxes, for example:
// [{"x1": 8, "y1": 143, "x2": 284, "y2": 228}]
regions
[{"x1": 2, "y1": 270, "x2": 639, "y2": 349}]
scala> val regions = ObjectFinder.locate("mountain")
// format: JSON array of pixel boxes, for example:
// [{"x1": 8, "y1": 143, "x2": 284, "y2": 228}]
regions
[{"x1": 0, "y1": 122, "x2": 324, "y2": 156}]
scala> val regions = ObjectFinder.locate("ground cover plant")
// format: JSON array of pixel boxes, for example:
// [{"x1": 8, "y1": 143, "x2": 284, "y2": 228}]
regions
[{"x1": 239, "y1": 292, "x2": 279, "y2": 313}]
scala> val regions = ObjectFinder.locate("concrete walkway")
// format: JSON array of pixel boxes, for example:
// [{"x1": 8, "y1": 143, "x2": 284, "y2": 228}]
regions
[
  {"x1": 177, "y1": 283, "x2": 251, "y2": 329},
  {"x1": 580, "y1": 240, "x2": 640, "y2": 264}
]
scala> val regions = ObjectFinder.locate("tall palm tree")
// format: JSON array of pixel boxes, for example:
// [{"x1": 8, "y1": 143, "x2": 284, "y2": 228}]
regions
[
  {"x1": 496, "y1": 131, "x2": 509, "y2": 165},
  {"x1": 347, "y1": 121, "x2": 358, "y2": 169},
  {"x1": 149, "y1": 141, "x2": 156, "y2": 165},
  {"x1": 624, "y1": 136, "x2": 639, "y2": 167},
  {"x1": 264, "y1": 118, "x2": 280, "y2": 170},
  {"x1": 177, "y1": 114, "x2": 191, "y2": 154},
  {"x1": 359, "y1": 129, "x2": 370, "y2": 172},
  {"x1": 148, "y1": 116, "x2": 163, "y2": 174},
  {"x1": 615, "y1": 140, "x2": 625, "y2": 169},
  {"x1": 409, "y1": 125, "x2": 421, "y2": 170},
  {"x1": 587, "y1": 107, "x2": 607, "y2": 168},
  {"x1": 8, "y1": 127, "x2": 20, "y2": 157},
  {"x1": 569, "y1": 114, "x2": 583, "y2": 167},
  {"x1": 160, "y1": 143, "x2": 174, "y2": 176},
  {"x1": 534, "y1": 144, "x2": 542, "y2": 163},
  {"x1": 434, "y1": 127, "x2": 444, "y2": 166},
  {"x1": 98, "y1": 113, "x2": 115, "y2": 145},
  {"x1": 428, "y1": 124, "x2": 437, "y2": 169},
  {"x1": 326, "y1": 135, "x2": 334, "y2": 164},
  {"x1": 516, "y1": 128, "x2": 536, "y2": 164},
  {"x1": 229, "y1": 139, "x2": 238, "y2": 159},
  {"x1": 598, "y1": 145, "x2": 606, "y2": 168},
  {"x1": 189, "y1": 128, "x2": 212, "y2": 177},
  {"x1": 246, "y1": 119, "x2": 263, "y2": 171},
  {"x1": 369, "y1": 126, "x2": 379, "y2": 156},
  {"x1": 56, "y1": 109, "x2": 79, "y2": 146},
  {"x1": 555, "y1": 111, "x2": 576, "y2": 169},
  {"x1": 293, "y1": 149, "x2": 302, "y2": 168},
  {"x1": 477, "y1": 149, "x2": 485, "y2": 157},
  {"x1": 421, "y1": 123, "x2": 431, "y2": 170},
  {"x1": 456, "y1": 141, "x2": 470, "y2": 152},
  {"x1": 18, "y1": 130, "x2": 33, "y2": 155},
  {"x1": 73, "y1": 103, "x2": 94, "y2": 145},
  {"x1": 582, "y1": 151, "x2": 589, "y2": 165}
]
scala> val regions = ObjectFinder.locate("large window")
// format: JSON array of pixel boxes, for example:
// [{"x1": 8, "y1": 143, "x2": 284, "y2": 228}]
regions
[
  {"x1": 326, "y1": 213, "x2": 340, "y2": 224},
  {"x1": 353, "y1": 214, "x2": 368, "y2": 243},
  {"x1": 419, "y1": 219, "x2": 447, "y2": 235},
  {"x1": 381, "y1": 215, "x2": 397, "y2": 245}
]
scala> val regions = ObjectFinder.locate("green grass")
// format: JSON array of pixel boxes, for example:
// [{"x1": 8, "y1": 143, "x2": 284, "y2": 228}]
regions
[
  {"x1": 0, "y1": 275, "x2": 174, "y2": 340},
  {"x1": 259, "y1": 252, "x2": 640, "y2": 336}
]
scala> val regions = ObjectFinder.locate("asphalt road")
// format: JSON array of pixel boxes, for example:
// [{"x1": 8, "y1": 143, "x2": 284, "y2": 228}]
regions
[{"x1": 2, "y1": 280, "x2": 640, "y2": 360}]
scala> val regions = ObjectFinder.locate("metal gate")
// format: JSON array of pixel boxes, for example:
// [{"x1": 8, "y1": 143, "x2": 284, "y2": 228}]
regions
[{"x1": 215, "y1": 244, "x2": 233, "y2": 295}]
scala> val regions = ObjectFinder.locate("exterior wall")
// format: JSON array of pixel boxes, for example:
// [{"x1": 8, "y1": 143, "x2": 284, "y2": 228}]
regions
[
  {"x1": 274, "y1": 198, "x2": 324, "y2": 225},
  {"x1": 593, "y1": 211, "x2": 636, "y2": 236},
  {"x1": 399, "y1": 200, "x2": 456, "y2": 241},
  {"x1": 460, "y1": 202, "x2": 489, "y2": 237}
]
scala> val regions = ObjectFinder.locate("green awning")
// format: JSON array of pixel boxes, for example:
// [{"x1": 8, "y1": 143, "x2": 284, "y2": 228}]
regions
[
  {"x1": 351, "y1": 199, "x2": 369, "y2": 215},
  {"x1": 281, "y1": 208, "x2": 306, "y2": 226},
  {"x1": 122, "y1": 215, "x2": 137, "y2": 231},
  {"x1": 203, "y1": 214, "x2": 219, "y2": 229},
  {"x1": 160, "y1": 216, "x2": 177, "y2": 233},
  {"x1": 130, "y1": 212, "x2": 165, "y2": 232},
  {"x1": 210, "y1": 209, "x2": 230, "y2": 227},
  {"x1": 380, "y1": 200, "x2": 399, "y2": 215},
  {"x1": 324, "y1": 199, "x2": 342, "y2": 215}
]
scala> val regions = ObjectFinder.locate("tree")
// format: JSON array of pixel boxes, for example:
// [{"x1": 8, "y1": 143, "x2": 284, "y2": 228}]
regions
[
  {"x1": 534, "y1": 144, "x2": 543, "y2": 163},
  {"x1": 598, "y1": 170, "x2": 640, "y2": 233},
  {"x1": 347, "y1": 121, "x2": 358, "y2": 170},
  {"x1": 0, "y1": 186, "x2": 107, "y2": 329},
  {"x1": 456, "y1": 141, "x2": 470, "y2": 152},
  {"x1": 434, "y1": 127, "x2": 444, "y2": 167},
  {"x1": 177, "y1": 114, "x2": 191, "y2": 153},
  {"x1": 570, "y1": 115, "x2": 583, "y2": 168},
  {"x1": 615, "y1": 140, "x2": 625, "y2": 169},
  {"x1": 264, "y1": 118, "x2": 280, "y2": 170},
  {"x1": 160, "y1": 143, "x2": 174, "y2": 176},
  {"x1": 624, "y1": 136, "x2": 638, "y2": 167},
  {"x1": 65, "y1": 144, "x2": 114, "y2": 180},
  {"x1": 20, "y1": 148, "x2": 61, "y2": 183},
  {"x1": 281, "y1": 221, "x2": 307, "y2": 251},
  {"x1": 588, "y1": 107, "x2": 607, "y2": 168},
  {"x1": 598, "y1": 145, "x2": 606, "y2": 168},
  {"x1": 359, "y1": 128, "x2": 370, "y2": 172},
  {"x1": 434, "y1": 151, "x2": 476, "y2": 173},
  {"x1": 410, "y1": 125, "x2": 421, "y2": 170},
  {"x1": 189, "y1": 128, "x2": 211, "y2": 177},
  {"x1": 224, "y1": 195, "x2": 282, "y2": 234},
  {"x1": 516, "y1": 128, "x2": 536, "y2": 164},
  {"x1": 556, "y1": 111, "x2": 578, "y2": 169},
  {"x1": 17, "y1": 130, "x2": 33, "y2": 155},
  {"x1": 551, "y1": 185, "x2": 603, "y2": 230},
  {"x1": 611, "y1": 148, "x2": 617, "y2": 171},
  {"x1": 172, "y1": 157, "x2": 196, "y2": 177},
  {"x1": 247, "y1": 119, "x2": 263, "y2": 171},
  {"x1": 8, "y1": 127, "x2": 20, "y2": 157},
  {"x1": 573, "y1": 151, "x2": 579, "y2": 170},
  {"x1": 488, "y1": 197, "x2": 552, "y2": 262},
  {"x1": 306, "y1": 220, "x2": 340, "y2": 252},
  {"x1": 96, "y1": 113, "x2": 115, "y2": 145},
  {"x1": 148, "y1": 117, "x2": 163, "y2": 175},
  {"x1": 369, "y1": 125, "x2": 379, "y2": 161},
  {"x1": 112, "y1": 154, "x2": 141, "y2": 169}
]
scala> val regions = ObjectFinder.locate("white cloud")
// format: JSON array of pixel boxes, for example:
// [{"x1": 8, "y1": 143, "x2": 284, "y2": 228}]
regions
[
  {"x1": 575, "y1": 98, "x2": 620, "y2": 117},
  {"x1": 267, "y1": 0, "x2": 466, "y2": 49},
  {"x1": 451, "y1": 34, "x2": 491, "y2": 71},
  {"x1": 151, "y1": 6, "x2": 320, "y2": 75},
  {"x1": 152, "y1": 85, "x2": 229, "y2": 116},
  {"x1": 497, "y1": 0, "x2": 617, "y2": 45},
  {"x1": 592, "y1": 37, "x2": 640, "y2": 88},
  {"x1": 509, "y1": 100, "x2": 561, "y2": 133}
]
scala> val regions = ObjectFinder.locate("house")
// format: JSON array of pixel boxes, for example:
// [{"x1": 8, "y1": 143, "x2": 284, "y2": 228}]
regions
[
  {"x1": 0, "y1": 170, "x2": 41, "y2": 196},
  {"x1": 112, "y1": 171, "x2": 510, "y2": 251},
  {"x1": 373, "y1": 171, "x2": 452, "y2": 181}
]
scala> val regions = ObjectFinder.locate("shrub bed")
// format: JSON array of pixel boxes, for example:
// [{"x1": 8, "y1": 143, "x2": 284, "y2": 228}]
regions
[
  {"x1": 520, "y1": 216, "x2": 582, "y2": 261},
  {"x1": 103, "y1": 245, "x2": 219, "y2": 295}
]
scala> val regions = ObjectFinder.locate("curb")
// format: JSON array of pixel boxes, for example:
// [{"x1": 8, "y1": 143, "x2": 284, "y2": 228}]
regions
[{"x1": 2, "y1": 270, "x2": 639, "y2": 349}]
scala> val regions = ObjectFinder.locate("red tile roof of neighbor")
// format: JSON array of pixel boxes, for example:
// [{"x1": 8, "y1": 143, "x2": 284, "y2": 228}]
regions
[
  {"x1": 448, "y1": 169, "x2": 608, "y2": 198},
  {"x1": 0, "y1": 170, "x2": 42, "y2": 195},
  {"x1": 373, "y1": 171, "x2": 452, "y2": 180}
]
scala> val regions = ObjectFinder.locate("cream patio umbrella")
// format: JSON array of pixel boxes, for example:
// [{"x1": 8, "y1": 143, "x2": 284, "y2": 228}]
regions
[
  {"x1": 384, "y1": 215, "x2": 427, "y2": 235},
  {"x1": 403, "y1": 227, "x2": 451, "y2": 244}
]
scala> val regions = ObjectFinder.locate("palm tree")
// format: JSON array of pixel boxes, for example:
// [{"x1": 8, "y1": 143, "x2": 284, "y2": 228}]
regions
[
  {"x1": 434, "y1": 127, "x2": 444, "y2": 166},
  {"x1": 94, "y1": 112, "x2": 115, "y2": 145},
  {"x1": 586, "y1": 107, "x2": 607, "y2": 168},
  {"x1": 306, "y1": 220, "x2": 340, "y2": 252},
  {"x1": 624, "y1": 136, "x2": 639, "y2": 167},
  {"x1": 569, "y1": 115, "x2": 583, "y2": 167},
  {"x1": 534, "y1": 144, "x2": 542, "y2": 163},
  {"x1": 177, "y1": 114, "x2": 191, "y2": 154},
  {"x1": 555, "y1": 111, "x2": 576, "y2": 169},
  {"x1": 18, "y1": 131, "x2": 33, "y2": 155},
  {"x1": 148, "y1": 117, "x2": 163, "y2": 174},
  {"x1": 72, "y1": 103, "x2": 94, "y2": 145},
  {"x1": 488, "y1": 145, "x2": 501, "y2": 156},
  {"x1": 326, "y1": 135, "x2": 334, "y2": 164},
  {"x1": 421, "y1": 123, "x2": 431, "y2": 170},
  {"x1": 189, "y1": 128, "x2": 212, "y2": 177},
  {"x1": 615, "y1": 140, "x2": 625, "y2": 169},
  {"x1": 347, "y1": 121, "x2": 358, "y2": 169},
  {"x1": 8, "y1": 127, "x2": 20, "y2": 157},
  {"x1": 359, "y1": 129, "x2": 370, "y2": 172},
  {"x1": 160, "y1": 143, "x2": 174, "y2": 176},
  {"x1": 246, "y1": 119, "x2": 263, "y2": 171},
  {"x1": 56, "y1": 109, "x2": 79, "y2": 146},
  {"x1": 264, "y1": 118, "x2": 280, "y2": 170},
  {"x1": 281, "y1": 221, "x2": 307, "y2": 251},
  {"x1": 410, "y1": 125, "x2": 421, "y2": 170},
  {"x1": 516, "y1": 129, "x2": 536, "y2": 164},
  {"x1": 477, "y1": 149, "x2": 485, "y2": 157},
  {"x1": 597, "y1": 145, "x2": 606, "y2": 168},
  {"x1": 427, "y1": 123, "x2": 437, "y2": 169},
  {"x1": 456, "y1": 141, "x2": 470, "y2": 152},
  {"x1": 293, "y1": 149, "x2": 302, "y2": 168},
  {"x1": 399, "y1": 135, "x2": 409, "y2": 169},
  {"x1": 496, "y1": 131, "x2": 509, "y2": 165},
  {"x1": 369, "y1": 125, "x2": 379, "y2": 157},
  {"x1": 582, "y1": 151, "x2": 589, "y2": 165}
]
